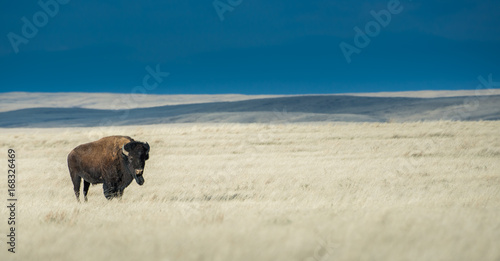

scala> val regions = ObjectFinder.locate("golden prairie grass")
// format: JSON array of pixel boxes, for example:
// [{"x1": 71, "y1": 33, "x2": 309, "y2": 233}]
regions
[{"x1": 0, "y1": 121, "x2": 499, "y2": 261}]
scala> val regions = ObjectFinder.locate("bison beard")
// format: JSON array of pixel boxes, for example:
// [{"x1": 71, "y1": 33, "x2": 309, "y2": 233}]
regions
[{"x1": 67, "y1": 136, "x2": 150, "y2": 201}]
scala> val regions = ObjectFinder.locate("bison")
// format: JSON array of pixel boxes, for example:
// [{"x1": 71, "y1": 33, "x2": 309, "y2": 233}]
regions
[{"x1": 67, "y1": 136, "x2": 150, "y2": 201}]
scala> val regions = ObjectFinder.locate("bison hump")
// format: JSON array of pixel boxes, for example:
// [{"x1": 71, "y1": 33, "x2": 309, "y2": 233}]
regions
[{"x1": 69, "y1": 136, "x2": 134, "y2": 166}]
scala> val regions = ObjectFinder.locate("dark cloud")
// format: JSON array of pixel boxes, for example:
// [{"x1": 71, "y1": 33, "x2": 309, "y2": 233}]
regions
[{"x1": 1, "y1": 0, "x2": 499, "y2": 94}]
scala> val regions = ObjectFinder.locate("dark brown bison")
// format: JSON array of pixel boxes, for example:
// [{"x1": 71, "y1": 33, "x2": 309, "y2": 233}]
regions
[{"x1": 67, "y1": 136, "x2": 150, "y2": 201}]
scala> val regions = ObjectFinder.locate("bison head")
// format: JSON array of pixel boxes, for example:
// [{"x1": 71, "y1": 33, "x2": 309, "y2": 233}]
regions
[{"x1": 122, "y1": 141, "x2": 150, "y2": 185}]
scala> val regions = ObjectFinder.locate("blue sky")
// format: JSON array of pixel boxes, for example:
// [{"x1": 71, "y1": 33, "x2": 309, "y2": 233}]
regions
[{"x1": 1, "y1": 0, "x2": 499, "y2": 94}]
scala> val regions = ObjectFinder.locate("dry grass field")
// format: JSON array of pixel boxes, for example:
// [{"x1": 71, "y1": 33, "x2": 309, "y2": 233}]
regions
[{"x1": 1, "y1": 121, "x2": 499, "y2": 261}]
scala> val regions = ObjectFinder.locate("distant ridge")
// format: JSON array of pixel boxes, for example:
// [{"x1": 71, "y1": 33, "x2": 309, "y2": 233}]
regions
[
  {"x1": 2, "y1": 89, "x2": 500, "y2": 112},
  {"x1": 1, "y1": 94, "x2": 499, "y2": 127}
]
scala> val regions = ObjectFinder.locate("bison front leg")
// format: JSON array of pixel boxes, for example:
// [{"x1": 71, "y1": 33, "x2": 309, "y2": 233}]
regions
[
  {"x1": 117, "y1": 189, "x2": 125, "y2": 199},
  {"x1": 103, "y1": 182, "x2": 118, "y2": 200},
  {"x1": 83, "y1": 180, "x2": 90, "y2": 202}
]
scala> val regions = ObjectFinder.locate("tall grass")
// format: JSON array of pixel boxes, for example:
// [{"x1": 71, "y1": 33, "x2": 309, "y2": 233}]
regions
[{"x1": 0, "y1": 121, "x2": 499, "y2": 261}]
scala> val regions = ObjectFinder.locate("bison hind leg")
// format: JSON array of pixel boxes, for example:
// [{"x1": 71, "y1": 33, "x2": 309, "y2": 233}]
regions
[{"x1": 71, "y1": 175, "x2": 82, "y2": 202}]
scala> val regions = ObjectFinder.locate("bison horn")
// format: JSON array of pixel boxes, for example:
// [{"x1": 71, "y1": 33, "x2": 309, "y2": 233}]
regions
[
  {"x1": 145, "y1": 142, "x2": 150, "y2": 153},
  {"x1": 122, "y1": 144, "x2": 129, "y2": 157}
]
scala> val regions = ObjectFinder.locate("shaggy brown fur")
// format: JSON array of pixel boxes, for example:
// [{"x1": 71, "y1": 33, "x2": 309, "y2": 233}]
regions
[{"x1": 67, "y1": 136, "x2": 149, "y2": 201}]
